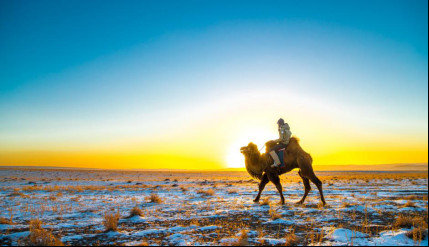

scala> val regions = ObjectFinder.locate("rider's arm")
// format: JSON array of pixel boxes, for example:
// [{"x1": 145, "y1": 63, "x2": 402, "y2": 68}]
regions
[{"x1": 279, "y1": 124, "x2": 292, "y2": 144}]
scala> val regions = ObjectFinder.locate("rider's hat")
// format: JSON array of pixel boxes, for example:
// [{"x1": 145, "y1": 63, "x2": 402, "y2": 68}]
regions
[{"x1": 277, "y1": 118, "x2": 285, "y2": 126}]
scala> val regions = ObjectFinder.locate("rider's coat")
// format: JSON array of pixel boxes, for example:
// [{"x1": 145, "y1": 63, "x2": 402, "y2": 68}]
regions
[{"x1": 276, "y1": 123, "x2": 292, "y2": 145}]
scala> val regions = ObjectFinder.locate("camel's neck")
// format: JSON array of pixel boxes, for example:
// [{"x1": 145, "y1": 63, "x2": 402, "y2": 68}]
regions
[
  {"x1": 245, "y1": 152, "x2": 264, "y2": 166},
  {"x1": 259, "y1": 153, "x2": 270, "y2": 166},
  {"x1": 244, "y1": 152, "x2": 270, "y2": 179}
]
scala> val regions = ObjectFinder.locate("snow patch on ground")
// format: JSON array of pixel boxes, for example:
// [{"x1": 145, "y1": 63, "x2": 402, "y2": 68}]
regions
[
  {"x1": 326, "y1": 228, "x2": 368, "y2": 243},
  {"x1": 263, "y1": 218, "x2": 295, "y2": 225},
  {"x1": 370, "y1": 229, "x2": 428, "y2": 246},
  {"x1": 166, "y1": 233, "x2": 194, "y2": 246}
]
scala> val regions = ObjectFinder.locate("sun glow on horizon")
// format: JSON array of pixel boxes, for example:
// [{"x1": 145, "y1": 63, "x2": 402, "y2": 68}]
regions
[{"x1": 225, "y1": 128, "x2": 275, "y2": 168}]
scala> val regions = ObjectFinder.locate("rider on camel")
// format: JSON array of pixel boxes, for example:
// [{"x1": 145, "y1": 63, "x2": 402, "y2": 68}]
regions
[{"x1": 269, "y1": 118, "x2": 292, "y2": 168}]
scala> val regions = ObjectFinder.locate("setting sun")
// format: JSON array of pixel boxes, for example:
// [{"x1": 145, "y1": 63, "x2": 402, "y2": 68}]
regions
[{"x1": 225, "y1": 128, "x2": 276, "y2": 168}]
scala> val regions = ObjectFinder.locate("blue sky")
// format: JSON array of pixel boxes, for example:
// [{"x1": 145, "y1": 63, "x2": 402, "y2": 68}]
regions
[
  {"x1": 1, "y1": 0, "x2": 427, "y2": 90},
  {"x1": 0, "y1": 0, "x2": 427, "y2": 168}
]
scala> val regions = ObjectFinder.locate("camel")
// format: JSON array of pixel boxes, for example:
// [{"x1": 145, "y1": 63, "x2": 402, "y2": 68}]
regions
[{"x1": 240, "y1": 137, "x2": 326, "y2": 205}]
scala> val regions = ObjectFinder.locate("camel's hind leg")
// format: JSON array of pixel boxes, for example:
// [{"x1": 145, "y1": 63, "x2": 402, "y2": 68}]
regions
[
  {"x1": 267, "y1": 172, "x2": 285, "y2": 205},
  {"x1": 297, "y1": 170, "x2": 311, "y2": 204},
  {"x1": 254, "y1": 173, "x2": 269, "y2": 202},
  {"x1": 297, "y1": 156, "x2": 326, "y2": 205},
  {"x1": 309, "y1": 174, "x2": 326, "y2": 205}
]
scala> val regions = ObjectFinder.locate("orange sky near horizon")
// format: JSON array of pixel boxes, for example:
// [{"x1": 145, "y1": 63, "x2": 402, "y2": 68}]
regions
[
  {"x1": 1, "y1": 91, "x2": 427, "y2": 170},
  {"x1": 0, "y1": 147, "x2": 427, "y2": 170}
]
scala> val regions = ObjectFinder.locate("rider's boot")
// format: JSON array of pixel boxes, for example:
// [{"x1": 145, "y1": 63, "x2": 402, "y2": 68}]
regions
[{"x1": 270, "y1": 151, "x2": 281, "y2": 168}]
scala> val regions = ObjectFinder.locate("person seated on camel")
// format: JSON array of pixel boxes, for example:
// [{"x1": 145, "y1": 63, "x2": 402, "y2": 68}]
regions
[{"x1": 270, "y1": 118, "x2": 292, "y2": 168}]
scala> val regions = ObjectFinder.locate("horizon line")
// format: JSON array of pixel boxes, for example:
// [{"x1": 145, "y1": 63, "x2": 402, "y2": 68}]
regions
[{"x1": 0, "y1": 162, "x2": 427, "y2": 172}]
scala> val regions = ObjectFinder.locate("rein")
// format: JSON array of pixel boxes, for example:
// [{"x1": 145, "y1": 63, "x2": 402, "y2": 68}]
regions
[{"x1": 258, "y1": 144, "x2": 266, "y2": 153}]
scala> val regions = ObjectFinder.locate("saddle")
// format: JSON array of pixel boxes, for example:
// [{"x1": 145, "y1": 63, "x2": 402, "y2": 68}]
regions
[{"x1": 276, "y1": 148, "x2": 285, "y2": 167}]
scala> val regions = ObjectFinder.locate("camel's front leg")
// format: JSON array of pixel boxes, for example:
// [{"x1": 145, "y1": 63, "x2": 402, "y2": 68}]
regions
[
  {"x1": 254, "y1": 173, "x2": 269, "y2": 202},
  {"x1": 267, "y1": 173, "x2": 285, "y2": 205}
]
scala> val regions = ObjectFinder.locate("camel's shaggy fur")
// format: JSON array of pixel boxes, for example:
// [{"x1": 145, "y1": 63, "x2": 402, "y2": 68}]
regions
[{"x1": 241, "y1": 137, "x2": 326, "y2": 205}]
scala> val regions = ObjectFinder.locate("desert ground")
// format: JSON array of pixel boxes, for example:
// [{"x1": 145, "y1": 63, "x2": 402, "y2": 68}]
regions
[{"x1": 0, "y1": 167, "x2": 427, "y2": 246}]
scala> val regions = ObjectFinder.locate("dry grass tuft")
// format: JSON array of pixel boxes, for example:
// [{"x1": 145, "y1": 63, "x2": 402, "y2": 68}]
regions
[
  {"x1": 0, "y1": 217, "x2": 13, "y2": 224},
  {"x1": 285, "y1": 230, "x2": 299, "y2": 246},
  {"x1": 230, "y1": 230, "x2": 249, "y2": 246},
  {"x1": 103, "y1": 212, "x2": 120, "y2": 232},
  {"x1": 147, "y1": 193, "x2": 163, "y2": 203},
  {"x1": 404, "y1": 195, "x2": 419, "y2": 200},
  {"x1": 22, "y1": 219, "x2": 64, "y2": 246},
  {"x1": 197, "y1": 189, "x2": 215, "y2": 196},
  {"x1": 129, "y1": 206, "x2": 144, "y2": 218},
  {"x1": 394, "y1": 215, "x2": 428, "y2": 229},
  {"x1": 394, "y1": 215, "x2": 413, "y2": 228},
  {"x1": 8, "y1": 191, "x2": 28, "y2": 198},
  {"x1": 260, "y1": 197, "x2": 270, "y2": 205},
  {"x1": 29, "y1": 219, "x2": 42, "y2": 231},
  {"x1": 137, "y1": 241, "x2": 150, "y2": 246},
  {"x1": 403, "y1": 201, "x2": 416, "y2": 208},
  {"x1": 406, "y1": 227, "x2": 428, "y2": 243},
  {"x1": 341, "y1": 201, "x2": 354, "y2": 208},
  {"x1": 269, "y1": 205, "x2": 281, "y2": 220}
]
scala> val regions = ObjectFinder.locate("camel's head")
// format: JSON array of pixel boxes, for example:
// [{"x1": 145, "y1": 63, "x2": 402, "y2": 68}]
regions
[
  {"x1": 241, "y1": 142, "x2": 264, "y2": 180},
  {"x1": 240, "y1": 142, "x2": 259, "y2": 157}
]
